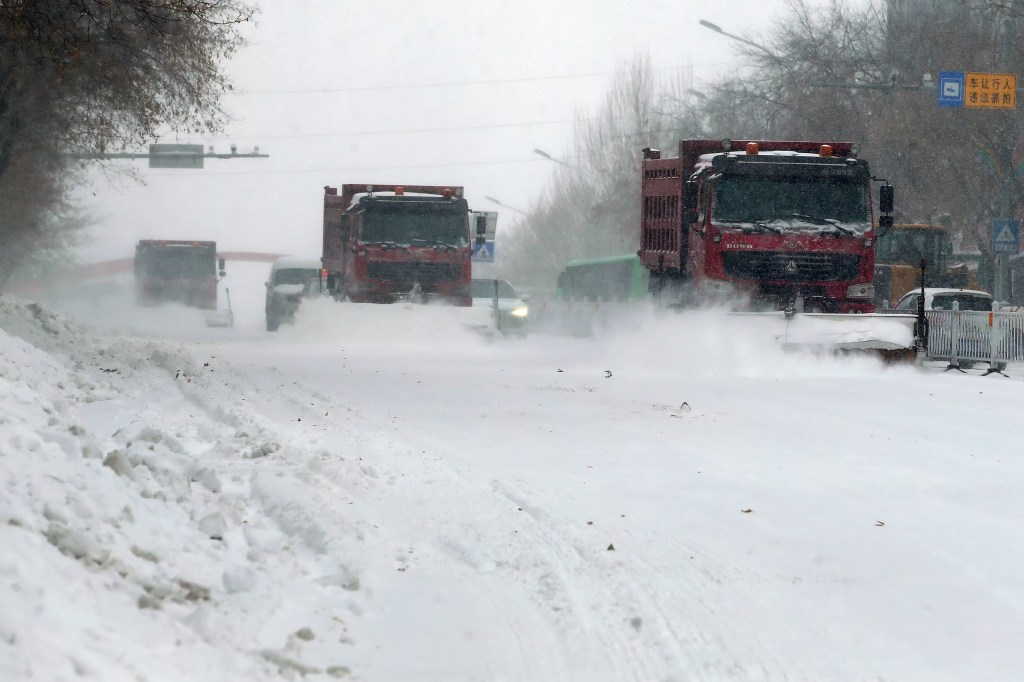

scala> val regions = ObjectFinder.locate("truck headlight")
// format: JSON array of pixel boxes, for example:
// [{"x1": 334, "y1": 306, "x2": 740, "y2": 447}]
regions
[
  {"x1": 847, "y1": 283, "x2": 874, "y2": 299},
  {"x1": 510, "y1": 305, "x2": 529, "y2": 317}
]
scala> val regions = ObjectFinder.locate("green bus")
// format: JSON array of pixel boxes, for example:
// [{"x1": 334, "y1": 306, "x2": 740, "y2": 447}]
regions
[{"x1": 555, "y1": 254, "x2": 649, "y2": 302}]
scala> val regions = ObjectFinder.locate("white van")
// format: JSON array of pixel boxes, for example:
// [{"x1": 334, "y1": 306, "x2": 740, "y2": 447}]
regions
[{"x1": 265, "y1": 257, "x2": 322, "y2": 331}]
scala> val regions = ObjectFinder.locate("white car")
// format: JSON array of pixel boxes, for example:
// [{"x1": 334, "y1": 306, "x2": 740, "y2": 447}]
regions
[
  {"x1": 893, "y1": 287, "x2": 993, "y2": 312},
  {"x1": 471, "y1": 278, "x2": 529, "y2": 336},
  {"x1": 895, "y1": 287, "x2": 995, "y2": 368},
  {"x1": 265, "y1": 257, "x2": 323, "y2": 331}
]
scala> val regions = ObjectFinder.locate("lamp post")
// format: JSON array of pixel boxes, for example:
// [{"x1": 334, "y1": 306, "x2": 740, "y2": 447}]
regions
[
  {"x1": 484, "y1": 195, "x2": 527, "y2": 215},
  {"x1": 698, "y1": 19, "x2": 775, "y2": 57},
  {"x1": 533, "y1": 148, "x2": 574, "y2": 169}
]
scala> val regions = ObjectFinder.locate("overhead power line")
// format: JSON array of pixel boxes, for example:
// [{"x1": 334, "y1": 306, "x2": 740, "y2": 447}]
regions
[
  {"x1": 147, "y1": 157, "x2": 547, "y2": 177},
  {"x1": 236, "y1": 64, "x2": 723, "y2": 96},
  {"x1": 211, "y1": 117, "x2": 585, "y2": 141}
]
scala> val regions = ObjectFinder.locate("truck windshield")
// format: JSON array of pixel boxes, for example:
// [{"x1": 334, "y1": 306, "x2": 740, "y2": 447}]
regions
[
  {"x1": 875, "y1": 227, "x2": 949, "y2": 267},
  {"x1": 139, "y1": 249, "x2": 214, "y2": 279},
  {"x1": 361, "y1": 201, "x2": 469, "y2": 246},
  {"x1": 713, "y1": 174, "x2": 869, "y2": 231}
]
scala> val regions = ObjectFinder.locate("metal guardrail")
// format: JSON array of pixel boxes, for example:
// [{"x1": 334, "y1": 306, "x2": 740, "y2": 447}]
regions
[{"x1": 922, "y1": 305, "x2": 1024, "y2": 372}]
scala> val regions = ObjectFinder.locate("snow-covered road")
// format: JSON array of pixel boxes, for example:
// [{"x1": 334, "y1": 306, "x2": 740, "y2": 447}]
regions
[{"x1": 4, "y1": 267, "x2": 1024, "y2": 681}]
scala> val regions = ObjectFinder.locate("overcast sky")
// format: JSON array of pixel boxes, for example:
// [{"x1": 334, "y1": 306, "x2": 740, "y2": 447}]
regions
[{"x1": 78, "y1": 0, "x2": 802, "y2": 264}]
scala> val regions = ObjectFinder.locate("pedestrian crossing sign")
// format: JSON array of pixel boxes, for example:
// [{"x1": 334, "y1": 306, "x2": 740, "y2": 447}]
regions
[
  {"x1": 992, "y1": 219, "x2": 1020, "y2": 254},
  {"x1": 472, "y1": 240, "x2": 495, "y2": 263}
]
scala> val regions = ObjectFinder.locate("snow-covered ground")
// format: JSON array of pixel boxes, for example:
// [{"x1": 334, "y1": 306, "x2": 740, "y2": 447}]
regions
[{"x1": 4, "y1": 262, "x2": 1024, "y2": 681}]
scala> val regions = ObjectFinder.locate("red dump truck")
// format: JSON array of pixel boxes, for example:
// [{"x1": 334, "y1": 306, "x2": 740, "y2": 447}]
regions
[
  {"x1": 322, "y1": 184, "x2": 478, "y2": 306},
  {"x1": 134, "y1": 240, "x2": 223, "y2": 309},
  {"x1": 640, "y1": 139, "x2": 894, "y2": 313}
]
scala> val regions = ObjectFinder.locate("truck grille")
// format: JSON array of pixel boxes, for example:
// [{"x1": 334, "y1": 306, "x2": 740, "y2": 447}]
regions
[
  {"x1": 721, "y1": 252, "x2": 860, "y2": 282},
  {"x1": 367, "y1": 262, "x2": 462, "y2": 283}
]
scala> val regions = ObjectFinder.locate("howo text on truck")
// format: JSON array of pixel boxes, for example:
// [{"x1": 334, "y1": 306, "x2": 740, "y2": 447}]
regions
[
  {"x1": 134, "y1": 240, "x2": 224, "y2": 310},
  {"x1": 639, "y1": 140, "x2": 894, "y2": 313},
  {"x1": 322, "y1": 184, "x2": 481, "y2": 306}
]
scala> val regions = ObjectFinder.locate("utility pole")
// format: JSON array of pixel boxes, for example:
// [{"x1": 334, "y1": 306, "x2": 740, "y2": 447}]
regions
[{"x1": 995, "y1": 13, "x2": 1016, "y2": 302}]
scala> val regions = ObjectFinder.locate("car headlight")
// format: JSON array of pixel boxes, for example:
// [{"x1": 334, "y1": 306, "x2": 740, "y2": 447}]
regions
[
  {"x1": 847, "y1": 283, "x2": 874, "y2": 299},
  {"x1": 510, "y1": 305, "x2": 529, "y2": 317}
]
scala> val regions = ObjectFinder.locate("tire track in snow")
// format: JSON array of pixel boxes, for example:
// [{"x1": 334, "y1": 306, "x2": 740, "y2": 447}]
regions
[
  {"x1": 490, "y1": 479, "x2": 801, "y2": 682},
  {"x1": 170, "y1": 345, "x2": 576, "y2": 680}
]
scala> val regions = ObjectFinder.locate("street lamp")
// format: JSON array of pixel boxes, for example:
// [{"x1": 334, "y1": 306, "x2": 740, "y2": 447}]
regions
[
  {"x1": 698, "y1": 19, "x2": 774, "y2": 57},
  {"x1": 533, "y1": 148, "x2": 574, "y2": 168},
  {"x1": 484, "y1": 195, "x2": 527, "y2": 215}
]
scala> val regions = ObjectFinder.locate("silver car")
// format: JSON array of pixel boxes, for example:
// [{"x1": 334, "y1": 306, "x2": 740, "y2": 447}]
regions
[{"x1": 471, "y1": 278, "x2": 529, "y2": 337}]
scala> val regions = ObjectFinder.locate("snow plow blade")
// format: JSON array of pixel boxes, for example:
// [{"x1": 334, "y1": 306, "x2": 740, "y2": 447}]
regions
[{"x1": 733, "y1": 312, "x2": 919, "y2": 361}]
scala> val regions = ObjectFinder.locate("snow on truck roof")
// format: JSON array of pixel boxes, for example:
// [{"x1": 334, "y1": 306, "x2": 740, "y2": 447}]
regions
[
  {"x1": 696, "y1": 150, "x2": 850, "y2": 166},
  {"x1": 347, "y1": 191, "x2": 464, "y2": 210}
]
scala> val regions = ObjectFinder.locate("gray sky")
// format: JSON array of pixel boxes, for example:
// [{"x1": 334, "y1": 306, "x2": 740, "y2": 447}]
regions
[{"x1": 78, "y1": 0, "x2": 796, "y2": 263}]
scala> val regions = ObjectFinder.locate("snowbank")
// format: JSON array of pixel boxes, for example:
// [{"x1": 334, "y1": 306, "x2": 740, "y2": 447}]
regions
[{"x1": 0, "y1": 297, "x2": 362, "y2": 680}]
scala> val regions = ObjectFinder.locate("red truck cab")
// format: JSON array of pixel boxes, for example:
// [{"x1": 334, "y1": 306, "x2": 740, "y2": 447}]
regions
[
  {"x1": 640, "y1": 140, "x2": 892, "y2": 313},
  {"x1": 322, "y1": 185, "x2": 473, "y2": 306}
]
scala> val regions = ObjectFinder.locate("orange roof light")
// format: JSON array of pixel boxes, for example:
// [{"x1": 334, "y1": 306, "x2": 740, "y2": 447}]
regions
[
  {"x1": 820, "y1": 144, "x2": 833, "y2": 157},
  {"x1": 745, "y1": 142, "x2": 759, "y2": 155},
  {"x1": 394, "y1": 186, "x2": 405, "y2": 195},
  {"x1": 443, "y1": 188, "x2": 453, "y2": 199}
]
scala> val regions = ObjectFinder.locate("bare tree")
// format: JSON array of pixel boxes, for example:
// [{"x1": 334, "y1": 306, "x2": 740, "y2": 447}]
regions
[
  {"x1": 702, "y1": 0, "x2": 1024, "y2": 288},
  {"x1": 0, "y1": 0, "x2": 254, "y2": 289},
  {"x1": 502, "y1": 55, "x2": 703, "y2": 291}
]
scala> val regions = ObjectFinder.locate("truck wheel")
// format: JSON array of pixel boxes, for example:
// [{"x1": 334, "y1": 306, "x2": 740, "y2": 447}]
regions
[{"x1": 266, "y1": 316, "x2": 280, "y2": 332}]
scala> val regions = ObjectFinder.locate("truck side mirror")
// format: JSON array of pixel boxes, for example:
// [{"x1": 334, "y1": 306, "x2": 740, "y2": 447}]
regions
[
  {"x1": 683, "y1": 180, "x2": 699, "y2": 225},
  {"x1": 218, "y1": 257, "x2": 226, "y2": 278},
  {"x1": 475, "y1": 214, "x2": 487, "y2": 236},
  {"x1": 879, "y1": 215, "x2": 894, "y2": 231},
  {"x1": 878, "y1": 185, "x2": 894, "y2": 214},
  {"x1": 340, "y1": 214, "x2": 351, "y2": 241}
]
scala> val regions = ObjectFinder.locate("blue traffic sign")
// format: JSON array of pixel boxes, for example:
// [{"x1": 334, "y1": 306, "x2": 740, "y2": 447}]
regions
[
  {"x1": 938, "y1": 71, "x2": 965, "y2": 108},
  {"x1": 472, "y1": 240, "x2": 495, "y2": 263},
  {"x1": 992, "y1": 219, "x2": 1020, "y2": 254}
]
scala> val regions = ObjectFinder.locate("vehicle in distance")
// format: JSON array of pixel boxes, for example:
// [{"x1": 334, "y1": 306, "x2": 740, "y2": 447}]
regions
[
  {"x1": 874, "y1": 223, "x2": 980, "y2": 308},
  {"x1": 322, "y1": 184, "x2": 475, "y2": 306},
  {"x1": 134, "y1": 240, "x2": 223, "y2": 310},
  {"x1": 265, "y1": 257, "x2": 323, "y2": 331},
  {"x1": 471, "y1": 278, "x2": 528, "y2": 336},
  {"x1": 555, "y1": 254, "x2": 648, "y2": 302}
]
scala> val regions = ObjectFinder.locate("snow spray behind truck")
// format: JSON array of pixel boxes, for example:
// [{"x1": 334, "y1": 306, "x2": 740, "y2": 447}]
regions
[
  {"x1": 134, "y1": 240, "x2": 223, "y2": 310},
  {"x1": 639, "y1": 140, "x2": 894, "y2": 313},
  {"x1": 322, "y1": 185, "x2": 480, "y2": 306}
]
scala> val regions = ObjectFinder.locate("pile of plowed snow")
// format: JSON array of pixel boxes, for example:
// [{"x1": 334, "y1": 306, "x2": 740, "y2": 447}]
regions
[{"x1": 0, "y1": 296, "x2": 361, "y2": 680}]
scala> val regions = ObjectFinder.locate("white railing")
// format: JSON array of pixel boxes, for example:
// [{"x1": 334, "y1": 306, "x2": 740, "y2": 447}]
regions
[{"x1": 922, "y1": 303, "x2": 1024, "y2": 371}]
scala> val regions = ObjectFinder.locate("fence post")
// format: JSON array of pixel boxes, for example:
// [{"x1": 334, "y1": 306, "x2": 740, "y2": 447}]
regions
[
  {"x1": 944, "y1": 301, "x2": 965, "y2": 372},
  {"x1": 983, "y1": 302, "x2": 1010, "y2": 377}
]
